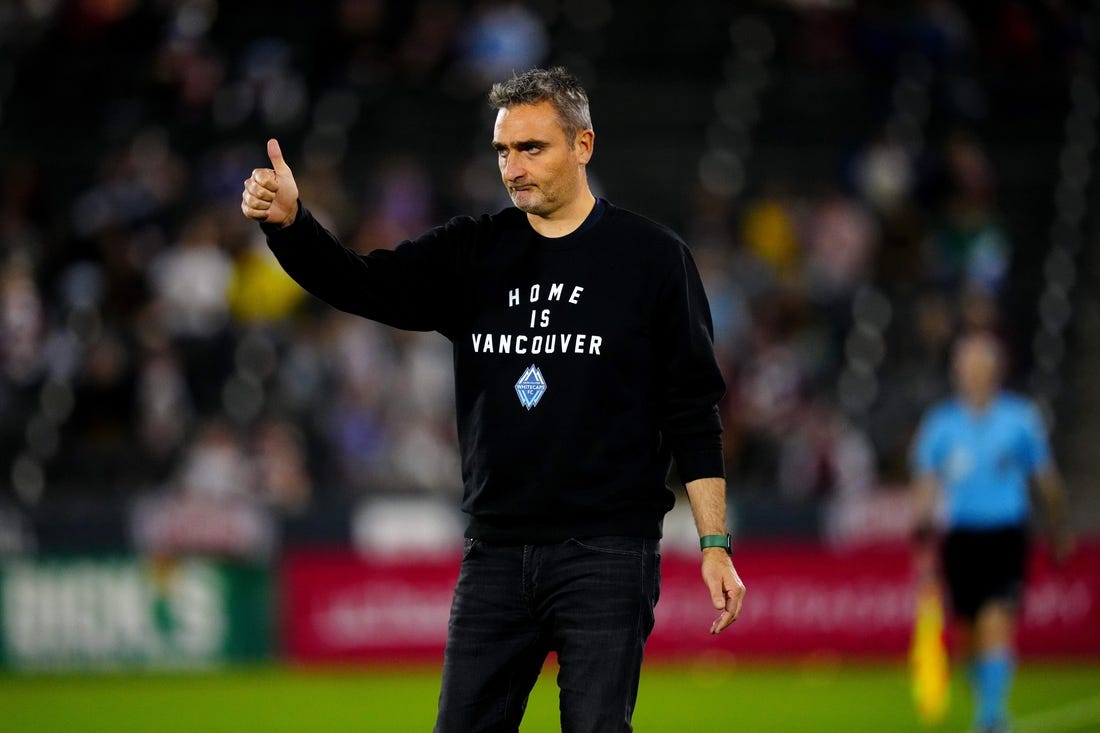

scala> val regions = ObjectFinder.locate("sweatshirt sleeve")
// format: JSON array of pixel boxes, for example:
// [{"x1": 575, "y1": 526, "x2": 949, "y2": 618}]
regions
[
  {"x1": 262, "y1": 203, "x2": 470, "y2": 336},
  {"x1": 653, "y1": 241, "x2": 727, "y2": 482}
]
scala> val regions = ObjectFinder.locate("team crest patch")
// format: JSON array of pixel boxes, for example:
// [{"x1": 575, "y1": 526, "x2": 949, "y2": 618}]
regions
[{"x1": 515, "y1": 365, "x2": 547, "y2": 410}]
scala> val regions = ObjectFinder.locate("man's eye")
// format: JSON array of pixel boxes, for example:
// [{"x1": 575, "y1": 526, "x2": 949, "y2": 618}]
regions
[{"x1": 525, "y1": 146, "x2": 541, "y2": 154}]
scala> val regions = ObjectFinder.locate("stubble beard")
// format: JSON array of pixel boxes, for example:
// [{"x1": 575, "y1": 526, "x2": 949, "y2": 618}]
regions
[{"x1": 509, "y1": 186, "x2": 555, "y2": 217}]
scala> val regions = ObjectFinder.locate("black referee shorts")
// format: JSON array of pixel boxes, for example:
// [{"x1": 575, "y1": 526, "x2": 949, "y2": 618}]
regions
[{"x1": 941, "y1": 525, "x2": 1029, "y2": 621}]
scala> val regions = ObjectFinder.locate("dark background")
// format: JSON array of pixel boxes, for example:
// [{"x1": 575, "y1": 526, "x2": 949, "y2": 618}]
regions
[{"x1": 0, "y1": 0, "x2": 1095, "y2": 554}]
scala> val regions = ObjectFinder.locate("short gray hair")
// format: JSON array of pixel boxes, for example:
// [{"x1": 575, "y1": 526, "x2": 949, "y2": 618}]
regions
[{"x1": 488, "y1": 66, "x2": 592, "y2": 144}]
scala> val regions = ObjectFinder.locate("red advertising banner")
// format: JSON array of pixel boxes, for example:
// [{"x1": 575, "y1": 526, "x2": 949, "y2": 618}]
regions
[
  {"x1": 281, "y1": 542, "x2": 1100, "y2": 663},
  {"x1": 282, "y1": 549, "x2": 458, "y2": 663},
  {"x1": 651, "y1": 542, "x2": 1100, "y2": 658}
]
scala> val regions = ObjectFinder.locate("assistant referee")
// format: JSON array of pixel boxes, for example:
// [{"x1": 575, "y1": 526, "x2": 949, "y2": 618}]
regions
[{"x1": 912, "y1": 331, "x2": 1072, "y2": 733}]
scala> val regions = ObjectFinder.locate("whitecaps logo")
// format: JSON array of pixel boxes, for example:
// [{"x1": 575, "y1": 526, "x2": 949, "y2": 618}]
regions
[{"x1": 514, "y1": 365, "x2": 547, "y2": 410}]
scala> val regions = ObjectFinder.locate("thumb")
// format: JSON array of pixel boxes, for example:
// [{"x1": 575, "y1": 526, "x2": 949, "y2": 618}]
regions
[{"x1": 267, "y1": 138, "x2": 291, "y2": 175}]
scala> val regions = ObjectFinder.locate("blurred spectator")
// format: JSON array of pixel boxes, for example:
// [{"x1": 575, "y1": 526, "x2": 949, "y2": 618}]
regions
[
  {"x1": 741, "y1": 194, "x2": 801, "y2": 286},
  {"x1": 135, "y1": 335, "x2": 193, "y2": 463},
  {"x1": 454, "y1": 1, "x2": 548, "y2": 90},
  {"x1": 852, "y1": 131, "x2": 916, "y2": 217},
  {"x1": 803, "y1": 190, "x2": 877, "y2": 304},
  {"x1": 0, "y1": 503, "x2": 33, "y2": 554},
  {"x1": 925, "y1": 133, "x2": 1010, "y2": 293},
  {"x1": 778, "y1": 399, "x2": 876, "y2": 503},
  {"x1": 71, "y1": 131, "x2": 186, "y2": 240},
  {"x1": 175, "y1": 419, "x2": 253, "y2": 500},
  {"x1": 395, "y1": 0, "x2": 463, "y2": 82},
  {"x1": 695, "y1": 246, "x2": 752, "y2": 366},
  {"x1": 0, "y1": 256, "x2": 45, "y2": 385},
  {"x1": 226, "y1": 234, "x2": 307, "y2": 324},
  {"x1": 387, "y1": 332, "x2": 460, "y2": 493},
  {"x1": 352, "y1": 158, "x2": 436, "y2": 252},
  {"x1": 911, "y1": 0, "x2": 971, "y2": 65},
  {"x1": 213, "y1": 37, "x2": 309, "y2": 130},
  {"x1": 730, "y1": 312, "x2": 808, "y2": 493},
  {"x1": 323, "y1": 315, "x2": 399, "y2": 493},
  {"x1": 252, "y1": 417, "x2": 312, "y2": 512},
  {"x1": 133, "y1": 423, "x2": 276, "y2": 561},
  {"x1": 0, "y1": 160, "x2": 46, "y2": 264},
  {"x1": 0, "y1": 1, "x2": 1079, "y2": 546},
  {"x1": 149, "y1": 212, "x2": 234, "y2": 411},
  {"x1": 64, "y1": 327, "x2": 136, "y2": 479}
]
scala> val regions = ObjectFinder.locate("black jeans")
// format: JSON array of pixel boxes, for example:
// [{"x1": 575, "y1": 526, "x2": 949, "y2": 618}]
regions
[{"x1": 434, "y1": 536, "x2": 662, "y2": 733}]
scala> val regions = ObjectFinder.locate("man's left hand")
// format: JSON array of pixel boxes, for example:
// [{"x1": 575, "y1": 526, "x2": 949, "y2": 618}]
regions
[{"x1": 701, "y1": 548, "x2": 746, "y2": 634}]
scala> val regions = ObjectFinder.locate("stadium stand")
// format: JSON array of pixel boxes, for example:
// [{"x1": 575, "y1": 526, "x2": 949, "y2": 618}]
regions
[{"x1": 0, "y1": 0, "x2": 1094, "y2": 554}]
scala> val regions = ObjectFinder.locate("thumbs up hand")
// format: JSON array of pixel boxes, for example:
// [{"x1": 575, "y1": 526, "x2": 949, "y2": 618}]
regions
[{"x1": 241, "y1": 138, "x2": 300, "y2": 227}]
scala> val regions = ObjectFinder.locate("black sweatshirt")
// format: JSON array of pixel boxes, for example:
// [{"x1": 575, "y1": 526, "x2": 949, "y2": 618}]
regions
[{"x1": 264, "y1": 199, "x2": 725, "y2": 543}]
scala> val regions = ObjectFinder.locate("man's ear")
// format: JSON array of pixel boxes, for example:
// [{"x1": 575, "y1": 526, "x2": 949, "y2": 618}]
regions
[{"x1": 575, "y1": 129, "x2": 595, "y2": 164}]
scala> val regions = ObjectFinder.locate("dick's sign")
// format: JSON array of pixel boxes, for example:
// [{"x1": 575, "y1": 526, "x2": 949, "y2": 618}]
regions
[{"x1": 0, "y1": 557, "x2": 270, "y2": 670}]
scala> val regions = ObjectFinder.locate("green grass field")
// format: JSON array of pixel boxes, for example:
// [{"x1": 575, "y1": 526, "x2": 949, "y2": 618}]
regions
[{"x1": 2, "y1": 662, "x2": 1098, "y2": 732}]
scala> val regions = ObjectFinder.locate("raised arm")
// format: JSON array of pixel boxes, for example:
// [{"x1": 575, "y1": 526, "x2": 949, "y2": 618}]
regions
[{"x1": 239, "y1": 139, "x2": 465, "y2": 335}]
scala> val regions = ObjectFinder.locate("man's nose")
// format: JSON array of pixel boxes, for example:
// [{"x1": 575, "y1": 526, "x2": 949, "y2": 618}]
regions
[{"x1": 502, "y1": 153, "x2": 525, "y2": 181}]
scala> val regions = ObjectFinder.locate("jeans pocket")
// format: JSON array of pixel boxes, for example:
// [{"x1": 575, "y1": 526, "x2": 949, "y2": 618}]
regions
[{"x1": 566, "y1": 535, "x2": 644, "y2": 558}]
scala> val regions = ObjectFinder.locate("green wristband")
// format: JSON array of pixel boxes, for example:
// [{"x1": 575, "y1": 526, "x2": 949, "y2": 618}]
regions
[{"x1": 699, "y1": 533, "x2": 732, "y2": 554}]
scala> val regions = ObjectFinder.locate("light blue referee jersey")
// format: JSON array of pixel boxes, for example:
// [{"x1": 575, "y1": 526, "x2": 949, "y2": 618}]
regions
[{"x1": 913, "y1": 392, "x2": 1052, "y2": 529}]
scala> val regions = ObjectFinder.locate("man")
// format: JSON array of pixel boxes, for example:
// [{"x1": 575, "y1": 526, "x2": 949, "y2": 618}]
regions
[
  {"x1": 241, "y1": 66, "x2": 745, "y2": 732},
  {"x1": 911, "y1": 331, "x2": 1072, "y2": 733}
]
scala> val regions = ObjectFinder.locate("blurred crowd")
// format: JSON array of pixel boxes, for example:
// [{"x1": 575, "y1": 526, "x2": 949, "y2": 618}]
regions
[{"x1": 0, "y1": 1, "x2": 1089, "y2": 546}]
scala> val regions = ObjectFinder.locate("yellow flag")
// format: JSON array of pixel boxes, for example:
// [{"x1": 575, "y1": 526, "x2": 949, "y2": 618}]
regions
[{"x1": 910, "y1": 584, "x2": 950, "y2": 724}]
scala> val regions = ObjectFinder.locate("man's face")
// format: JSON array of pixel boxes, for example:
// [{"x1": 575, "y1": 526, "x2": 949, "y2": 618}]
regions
[
  {"x1": 953, "y1": 336, "x2": 1001, "y2": 403},
  {"x1": 492, "y1": 101, "x2": 592, "y2": 218}
]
